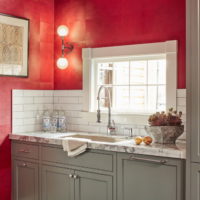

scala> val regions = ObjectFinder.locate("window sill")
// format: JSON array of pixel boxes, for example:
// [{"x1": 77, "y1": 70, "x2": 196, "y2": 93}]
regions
[
  {"x1": 86, "y1": 111, "x2": 153, "y2": 116},
  {"x1": 80, "y1": 110, "x2": 150, "y2": 125}
]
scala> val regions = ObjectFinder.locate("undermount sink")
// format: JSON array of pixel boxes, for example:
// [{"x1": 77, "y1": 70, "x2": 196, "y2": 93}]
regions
[{"x1": 62, "y1": 134, "x2": 128, "y2": 143}]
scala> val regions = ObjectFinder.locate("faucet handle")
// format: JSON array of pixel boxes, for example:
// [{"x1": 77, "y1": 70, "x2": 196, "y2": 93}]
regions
[
  {"x1": 112, "y1": 120, "x2": 115, "y2": 126},
  {"x1": 97, "y1": 110, "x2": 101, "y2": 123}
]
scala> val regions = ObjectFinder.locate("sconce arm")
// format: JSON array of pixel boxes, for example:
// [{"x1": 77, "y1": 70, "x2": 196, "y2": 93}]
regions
[{"x1": 61, "y1": 38, "x2": 74, "y2": 56}]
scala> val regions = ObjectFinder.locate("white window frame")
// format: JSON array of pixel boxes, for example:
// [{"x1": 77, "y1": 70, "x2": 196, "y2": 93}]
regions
[{"x1": 82, "y1": 40, "x2": 177, "y2": 116}]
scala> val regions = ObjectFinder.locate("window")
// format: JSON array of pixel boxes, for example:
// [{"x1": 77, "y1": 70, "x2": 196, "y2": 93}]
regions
[
  {"x1": 83, "y1": 41, "x2": 177, "y2": 116},
  {"x1": 94, "y1": 55, "x2": 166, "y2": 113}
]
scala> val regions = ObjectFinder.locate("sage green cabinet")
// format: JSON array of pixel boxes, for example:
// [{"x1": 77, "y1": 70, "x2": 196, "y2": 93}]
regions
[
  {"x1": 191, "y1": 163, "x2": 200, "y2": 200},
  {"x1": 74, "y1": 171, "x2": 113, "y2": 200},
  {"x1": 42, "y1": 165, "x2": 74, "y2": 200},
  {"x1": 41, "y1": 165, "x2": 113, "y2": 200},
  {"x1": 12, "y1": 141, "x2": 185, "y2": 200},
  {"x1": 117, "y1": 153, "x2": 185, "y2": 200},
  {"x1": 189, "y1": 0, "x2": 200, "y2": 163},
  {"x1": 13, "y1": 160, "x2": 39, "y2": 200}
]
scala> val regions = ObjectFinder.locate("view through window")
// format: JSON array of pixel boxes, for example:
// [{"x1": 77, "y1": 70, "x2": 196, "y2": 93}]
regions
[{"x1": 95, "y1": 55, "x2": 166, "y2": 113}]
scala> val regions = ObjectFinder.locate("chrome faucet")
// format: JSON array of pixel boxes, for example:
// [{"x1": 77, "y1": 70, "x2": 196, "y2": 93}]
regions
[{"x1": 97, "y1": 85, "x2": 116, "y2": 135}]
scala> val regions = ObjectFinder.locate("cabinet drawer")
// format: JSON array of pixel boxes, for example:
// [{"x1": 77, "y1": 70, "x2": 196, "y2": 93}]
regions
[
  {"x1": 12, "y1": 142, "x2": 39, "y2": 160},
  {"x1": 42, "y1": 146, "x2": 113, "y2": 172}
]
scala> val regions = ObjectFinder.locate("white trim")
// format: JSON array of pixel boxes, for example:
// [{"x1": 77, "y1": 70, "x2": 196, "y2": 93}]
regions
[{"x1": 83, "y1": 41, "x2": 177, "y2": 116}]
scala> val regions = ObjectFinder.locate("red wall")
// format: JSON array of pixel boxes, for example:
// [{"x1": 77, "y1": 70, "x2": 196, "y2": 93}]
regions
[
  {"x1": 54, "y1": 0, "x2": 186, "y2": 89},
  {"x1": 0, "y1": 0, "x2": 186, "y2": 199},
  {"x1": 0, "y1": 0, "x2": 55, "y2": 199}
]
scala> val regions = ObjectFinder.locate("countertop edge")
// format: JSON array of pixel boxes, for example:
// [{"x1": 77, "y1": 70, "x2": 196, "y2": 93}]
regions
[{"x1": 9, "y1": 133, "x2": 186, "y2": 160}]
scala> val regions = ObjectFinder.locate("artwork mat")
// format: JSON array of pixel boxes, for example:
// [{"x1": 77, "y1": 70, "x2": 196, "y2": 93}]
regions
[{"x1": 0, "y1": 13, "x2": 29, "y2": 77}]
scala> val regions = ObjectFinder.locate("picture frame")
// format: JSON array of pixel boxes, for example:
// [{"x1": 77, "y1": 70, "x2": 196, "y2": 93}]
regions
[{"x1": 0, "y1": 13, "x2": 29, "y2": 77}]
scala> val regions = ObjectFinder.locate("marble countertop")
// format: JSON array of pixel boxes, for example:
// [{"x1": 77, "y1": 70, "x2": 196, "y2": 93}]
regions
[{"x1": 9, "y1": 131, "x2": 186, "y2": 159}]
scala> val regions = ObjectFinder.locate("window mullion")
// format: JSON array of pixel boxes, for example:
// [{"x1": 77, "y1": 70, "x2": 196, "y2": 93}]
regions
[
  {"x1": 129, "y1": 58, "x2": 131, "y2": 108},
  {"x1": 94, "y1": 54, "x2": 167, "y2": 113},
  {"x1": 112, "y1": 62, "x2": 115, "y2": 109},
  {"x1": 156, "y1": 60, "x2": 159, "y2": 110},
  {"x1": 146, "y1": 60, "x2": 149, "y2": 111}
]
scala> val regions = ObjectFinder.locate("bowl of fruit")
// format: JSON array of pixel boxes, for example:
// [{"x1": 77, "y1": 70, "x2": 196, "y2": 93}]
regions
[{"x1": 145, "y1": 108, "x2": 184, "y2": 144}]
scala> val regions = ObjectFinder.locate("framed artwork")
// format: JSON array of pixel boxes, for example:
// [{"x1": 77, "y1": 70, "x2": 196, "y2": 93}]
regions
[{"x1": 0, "y1": 13, "x2": 29, "y2": 77}]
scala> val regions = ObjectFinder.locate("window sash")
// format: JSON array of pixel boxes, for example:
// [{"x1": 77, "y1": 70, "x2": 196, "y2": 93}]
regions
[{"x1": 94, "y1": 56, "x2": 166, "y2": 113}]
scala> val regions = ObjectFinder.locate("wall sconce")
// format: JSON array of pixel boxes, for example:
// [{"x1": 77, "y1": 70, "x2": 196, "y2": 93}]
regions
[{"x1": 57, "y1": 25, "x2": 74, "y2": 69}]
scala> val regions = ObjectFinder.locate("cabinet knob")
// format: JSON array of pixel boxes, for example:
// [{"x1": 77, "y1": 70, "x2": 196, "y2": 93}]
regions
[
  {"x1": 73, "y1": 175, "x2": 79, "y2": 179},
  {"x1": 20, "y1": 163, "x2": 27, "y2": 167},
  {"x1": 69, "y1": 174, "x2": 73, "y2": 178}
]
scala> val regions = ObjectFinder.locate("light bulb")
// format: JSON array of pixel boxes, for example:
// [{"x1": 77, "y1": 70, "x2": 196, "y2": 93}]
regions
[
  {"x1": 57, "y1": 25, "x2": 69, "y2": 37},
  {"x1": 57, "y1": 57, "x2": 69, "y2": 69}
]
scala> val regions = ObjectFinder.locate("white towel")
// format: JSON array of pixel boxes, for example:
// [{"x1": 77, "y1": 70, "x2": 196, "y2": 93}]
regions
[{"x1": 62, "y1": 137, "x2": 89, "y2": 157}]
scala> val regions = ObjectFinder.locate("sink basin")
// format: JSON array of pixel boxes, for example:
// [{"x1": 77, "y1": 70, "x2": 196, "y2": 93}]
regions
[{"x1": 62, "y1": 134, "x2": 128, "y2": 143}]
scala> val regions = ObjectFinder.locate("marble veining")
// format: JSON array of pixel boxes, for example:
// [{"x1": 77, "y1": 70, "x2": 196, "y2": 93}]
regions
[{"x1": 9, "y1": 132, "x2": 186, "y2": 159}]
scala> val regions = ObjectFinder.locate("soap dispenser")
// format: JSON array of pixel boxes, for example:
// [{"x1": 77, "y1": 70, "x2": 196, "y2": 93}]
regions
[
  {"x1": 58, "y1": 110, "x2": 67, "y2": 132},
  {"x1": 42, "y1": 110, "x2": 51, "y2": 132},
  {"x1": 51, "y1": 110, "x2": 59, "y2": 133}
]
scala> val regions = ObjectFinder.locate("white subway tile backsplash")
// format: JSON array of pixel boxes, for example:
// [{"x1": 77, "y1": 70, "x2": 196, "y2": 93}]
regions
[
  {"x1": 12, "y1": 90, "x2": 24, "y2": 97},
  {"x1": 34, "y1": 97, "x2": 54, "y2": 104},
  {"x1": 177, "y1": 106, "x2": 186, "y2": 114},
  {"x1": 68, "y1": 117, "x2": 89, "y2": 125},
  {"x1": 65, "y1": 111, "x2": 82, "y2": 118},
  {"x1": 13, "y1": 97, "x2": 34, "y2": 105},
  {"x1": 13, "y1": 112, "x2": 24, "y2": 119},
  {"x1": 23, "y1": 111, "x2": 37, "y2": 118},
  {"x1": 24, "y1": 104, "x2": 43, "y2": 111},
  {"x1": 13, "y1": 105, "x2": 23, "y2": 112},
  {"x1": 177, "y1": 89, "x2": 186, "y2": 98},
  {"x1": 24, "y1": 97, "x2": 34, "y2": 104},
  {"x1": 54, "y1": 90, "x2": 83, "y2": 97},
  {"x1": 12, "y1": 89, "x2": 186, "y2": 140},
  {"x1": 54, "y1": 103, "x2": 82, "y2": 111},
  {"x1": 78, "y1": 97, "x2": 83, "y2": 104},
  {"x1": 53, "y1": 97, "x2": 59, "y2": 104},
  {"x1": 177, "y1": 98, "x2": 186, "y2": 106},
  {"x1": 43, "y1": 104, "x2": 54, "y2": 111},
  {"x1": 24, "y1": 90, "x2": 44, "y2": 97},
  {"x1": 24, "y1": 118, "x2": 37, "y2": 125},
  {"x1": 44, "y1": 90, "x2": 54, "y2": 96},
  {"x1": 58, "y1": 97, "x2": 79, "y2": 104},
  {"x1": 12, "y1": 126, "x2": 25, "y2": 133},
  {"x1": 23, "y1": 124, "x2": 41, "y2": 132},
  {"x1": 13, "y1": 97, "x2": 24, "y2": 105},
  {"x1": 13, "y1": 119, "x2": 24, "y2": 126}
]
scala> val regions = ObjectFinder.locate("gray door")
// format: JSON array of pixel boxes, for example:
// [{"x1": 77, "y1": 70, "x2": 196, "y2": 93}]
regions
[
  {"x1": 191, "y1": 163, "x2": 200, "y2": 200},
  {"x1": 42, "y1": 165, "x2": 74, "y2": 200},
  {"x1": 117, "y1": 154, "x2": 184, "y2": 200},
  {"x1": 74, "y1": 170, "x2": 113, "y2": 200},
  {"x1": 190, "y1": 0, "x2": 200, "y2": 162},
  {"x1": 13, "y1": 160, "x2": 39, "y2": 200}
]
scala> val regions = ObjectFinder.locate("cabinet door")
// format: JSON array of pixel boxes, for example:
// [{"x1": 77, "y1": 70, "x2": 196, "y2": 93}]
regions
[
  {"x1": 191, "y1": 163, "x2": 200, "y2": 200},
  {"x1": 117, "y1": 154, "x2": 184, "y2": 200},
  {"x1": 42, "y1": 165, "x2": 74, "y2": 200},
  {"x1": 13, "y1": 160, "x2": 39, "y2": 200},
  {"x1": 74, "y1": 171, "x2": 113, "y2": 200}
]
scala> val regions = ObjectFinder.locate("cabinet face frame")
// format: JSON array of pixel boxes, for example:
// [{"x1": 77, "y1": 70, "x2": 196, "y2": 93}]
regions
[
  {"x1": 74, "y1": 170, "x2": 113, "y2": 200},
  {"x1": 12, "y1": 159, "x2": 39, "y2": 200},
  {"x1": 41, "y1": 165, "x2": 74, "y2": 200},
  {"x1": 117, "y1": 153, "x2": 185, "y2": 200},
  {"x1": 189, "y1": 0, "x2": 200, "y2": 163},
  {"x1": 11, "y1": 141, "x2": 184, "y2": 200}
]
